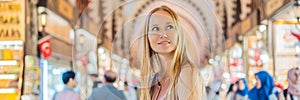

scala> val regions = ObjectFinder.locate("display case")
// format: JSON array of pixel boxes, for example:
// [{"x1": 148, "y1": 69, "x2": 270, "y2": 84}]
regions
[
  {"x1": 246, "y1": 36, "x2": 270, "y2": 88},
  {"x1": 22, "y1": 55, "x2": 40, "y2": 99},
  {"x1": 274, "y1": 23, "x2": 300, "y2": 88},
  {"x1": 0, "y1": 40, "x2": 24, "y2": 99},
  {"x1": 0, "y1": 0, "x2": 26, "y2": 99}
]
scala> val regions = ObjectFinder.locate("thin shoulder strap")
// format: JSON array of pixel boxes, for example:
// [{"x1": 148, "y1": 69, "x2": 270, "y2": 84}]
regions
[
  {"x1": 289, "y1": 93, "x2": 294, "y2": 100},
  {"x1": 284, "y1": 89, "x2": 288, "y2": 100}
]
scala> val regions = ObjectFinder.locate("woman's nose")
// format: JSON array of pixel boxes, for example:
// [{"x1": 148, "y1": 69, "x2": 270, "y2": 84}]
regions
[{"x1": 159, "y1": 31, "x2": 168, "y2": 38}]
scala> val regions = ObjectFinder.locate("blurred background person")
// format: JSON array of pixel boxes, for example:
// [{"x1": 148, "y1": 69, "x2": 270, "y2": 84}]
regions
[
  {"x1": 123, "y1": 81, "x2": 137, "y2": 100},
  {"x1": 90, "y1": 74, "x2": 102, "y2": 88},
  {"x1": 279, "y1": 67, "x2": 300, "y2": 100},
  {"x1": 207, "y1": 79, "x2": 222, "y2": 100},
  {"x1": 134, "y1": 86, "x2": 140, "y2": 100},
  {"x1": 235, "y1": 78, "x2": 249, "y2": 100},
  {"x1": 249, "y1": 71, "x2": 277, "y2": 100},
  {"x1": 226, "y1": 83, "x2": 237, "y2": 100},
  {"x1": 89, "y1": 70, "x2": 126, "y2": 100},
  {"x1": 53, "y1": 71, "x2": 81, "y2": 100}
]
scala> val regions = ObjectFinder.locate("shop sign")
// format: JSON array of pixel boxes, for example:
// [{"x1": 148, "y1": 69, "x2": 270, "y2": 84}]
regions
[
  {"x1": 265, "y1": 0, "x2": 284, "y2": 17},
  {"x1": 0, "y1": 0, "x2": 25, "y2": 40},
  {"x1": 0, "y1": 29, "x2": 21, "y2": 40},
  {"x1": 50, "y1": 37, "x2": 72, "y2": 59},
  {"x1": 57, "y1": 0, "x2": 74, "y2": 21},
  {"x1": 39, "y1": 36, "x2": 51, "y2": 59},
  {"x1": 47, "y1": 0, "x2": 74, "y2": 21},
  {"x1": 43, "y1": 9, "x2": 72, "y2": 43}
]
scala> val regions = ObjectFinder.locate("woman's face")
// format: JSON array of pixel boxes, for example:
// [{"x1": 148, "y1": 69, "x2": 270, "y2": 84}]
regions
[
  {"x1": 69, "y1": 78, "x2": 77, "y2": 88},
  {"x1": 238, "y1": 80, "x2": 245, "y2": 90},
  {"x1": 147, "y1": 10, "x2": 178, "y2": 54},
  {"x1": 293, "y1": 69, "x2": 300, "y2": 84},
  {"x1": 232, "y1": 84, "x2": 238, "y2": 92},
  {"x1": 255, "y1": 76, "x2": 262, "y2": 89}
]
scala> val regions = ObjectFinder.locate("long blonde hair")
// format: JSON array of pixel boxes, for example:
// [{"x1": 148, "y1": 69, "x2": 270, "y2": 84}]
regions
[{"x1": 139, "y1": 5, "x2": 205, "y2": 100}]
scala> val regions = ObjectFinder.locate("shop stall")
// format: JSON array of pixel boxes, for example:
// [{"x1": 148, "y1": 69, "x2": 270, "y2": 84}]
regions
[
  {"x1": 40, "y1": 57, "x2": 71, "y2": 100},
  {"x1": 0, "y1": 0, "x2": 25, "y2": 99},
  {"x1": 74, "y1": 28, "x2": 97, "y2": 97},
  {"x1": 23, "y1": 55, "x2": 40, "y2": 99},
  {"x1": 269, "y1": 0, "x2": 300, "y2": 87},
  {"x1": 37, "y1": 7, "x2": 74, "y2": 100},
  {"x1": 245, "y1": 29, "x2": 270, "y2": 88},
  {"x1": 228, "y1": 42, "x2": 244, "y2": 83}
]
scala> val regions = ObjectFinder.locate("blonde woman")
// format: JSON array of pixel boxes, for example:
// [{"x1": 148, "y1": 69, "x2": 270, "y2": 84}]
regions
[{"x1": 138, "y1": 5, "x2": 206, "y2": 100}]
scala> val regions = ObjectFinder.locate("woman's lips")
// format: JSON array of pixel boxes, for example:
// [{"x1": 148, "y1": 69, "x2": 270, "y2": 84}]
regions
[{"x1": 158, "y1": 41, "x2": 170, "y2": 45}]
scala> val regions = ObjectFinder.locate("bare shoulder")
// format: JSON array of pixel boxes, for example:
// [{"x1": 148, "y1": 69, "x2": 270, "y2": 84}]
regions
[
  {"x1": 178, "y1": 66, "x2": 193, "y2": 88},
  {"x1": 177, "y1": 64, "x2": 195, "y2": 99},
  {"x1": 181, "y1": 63, "x2": 193, "y2": 70},
  {"x1": 180, "y1": 64, "x2": 193, "y2": 77}
]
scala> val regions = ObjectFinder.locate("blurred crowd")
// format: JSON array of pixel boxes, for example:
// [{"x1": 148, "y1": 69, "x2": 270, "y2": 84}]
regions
[{"x1": 208, "y1": 67, "x2": 300, "y2": 100}]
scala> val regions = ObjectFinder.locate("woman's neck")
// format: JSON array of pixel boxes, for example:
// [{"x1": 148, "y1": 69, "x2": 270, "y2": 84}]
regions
[
  {"x1": 157, "y1": 53, "x2": 173, "y2": 80},
  {"x1": 160, "y1": 52, "x2": 173, "y2": 58}
]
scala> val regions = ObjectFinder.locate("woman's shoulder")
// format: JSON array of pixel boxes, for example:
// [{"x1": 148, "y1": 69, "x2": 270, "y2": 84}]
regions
[
  {"x1": 177, "y1": 63, "x2": 206, "y2": 99},
  {"x1": 179, "y1": 63, "x2": 193, "y2": 79},
  {"x1": 180, "y1": 63, "x2": 194, "y2": 79},
  {"x1": 178, "y1": 63, "x2": 194, "y2": 85},
  {"x1": 181, "y1": 63, "x2": 193, "y2": 70}
]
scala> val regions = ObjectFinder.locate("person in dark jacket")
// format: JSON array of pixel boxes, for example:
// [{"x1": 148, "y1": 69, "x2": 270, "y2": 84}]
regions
[{"x1": 89, "y1": 70, "x2": 126, "y2": 100}]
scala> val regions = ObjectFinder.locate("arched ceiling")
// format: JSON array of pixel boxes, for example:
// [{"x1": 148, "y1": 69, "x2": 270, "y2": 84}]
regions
[
  {"x1": 91, "y1": 0, "x2": 224, "y2": 67},
  {"x1": 121, "y1": 0, "x2": 223, "y2": 66}
]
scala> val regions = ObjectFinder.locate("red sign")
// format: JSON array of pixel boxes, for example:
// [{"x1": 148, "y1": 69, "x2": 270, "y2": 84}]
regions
[{"x1": 39, "y1": 38, "x2": 51, "y2": 59}]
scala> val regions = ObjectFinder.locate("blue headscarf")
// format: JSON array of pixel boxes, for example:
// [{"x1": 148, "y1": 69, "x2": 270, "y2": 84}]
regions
[
  {"x1": 249, "y1": 71, "x2": 275, "y2": 100},
  {"x1": 236, "y1": 78, "x2": 248, "y2": 96}
]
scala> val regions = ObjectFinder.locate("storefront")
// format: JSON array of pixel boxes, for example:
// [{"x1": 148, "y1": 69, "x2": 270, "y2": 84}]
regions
[
  {"x1": 40, "y1": 56, "x2": 72, "y2": 100},
  {"x1": 224, "y1": 8, "x2": 271, "y2": 88},
  {"x1": 225, "y1": 22, "x2": 246, "y2": 85},
  {"x1": 113, "y1": 54, "x2": 130, "y2": 84},
  {"x1": 0, "y1": 0, "x2": 26, "y2": 99},
  {"x1": 23, "y1": 55, "x2": 40, "y2": 100},
  {"x1": 97, "y1": 45, "x2": 132, "y2": 89},
  {"x1": 267, "y1": 0, "x2": 299, "y2": 87},
  {"x1": 202, "y1": 52, "x2": 231, "y2": 98},
  {"x1": 74, "y1": 28, "x2": 97, "y2": 97},
  {"x1": 36, "y1": 7, "x2": 74, "y2": 100},
  {"x1": 243, "y1": 25, "x2": 271, "y2": 88},
  {"x1": 228, "y1": 41, "x2": 245, "y2": 83}
]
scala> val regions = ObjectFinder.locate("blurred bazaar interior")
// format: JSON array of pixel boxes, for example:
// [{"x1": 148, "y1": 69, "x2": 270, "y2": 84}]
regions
[{"x1": 0, "y1": 0, "x2": 300, "y2": 99}]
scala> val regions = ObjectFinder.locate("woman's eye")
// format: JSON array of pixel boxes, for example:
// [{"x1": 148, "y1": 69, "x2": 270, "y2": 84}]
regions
[
  {"x1": 166, "y1": 25, "x2": 174, "y2": 30},
  {"x1": 152, "y1": 27, "x2": 159, "y2": 31}
]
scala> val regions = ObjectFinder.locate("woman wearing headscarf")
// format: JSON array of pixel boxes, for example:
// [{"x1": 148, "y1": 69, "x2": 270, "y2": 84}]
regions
[
  {"x1": 235, "y1": 78, "x2": 249, "y2": 100},
  {"x1": 279, "y1": 67, "x2": 300, "y2": 100},
  {"x1": 226, "y1": 83, "x2": 237, "y2": 100},
  {"x1": 249, "y1": 71, "x2": 277, "y2": 100}
]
